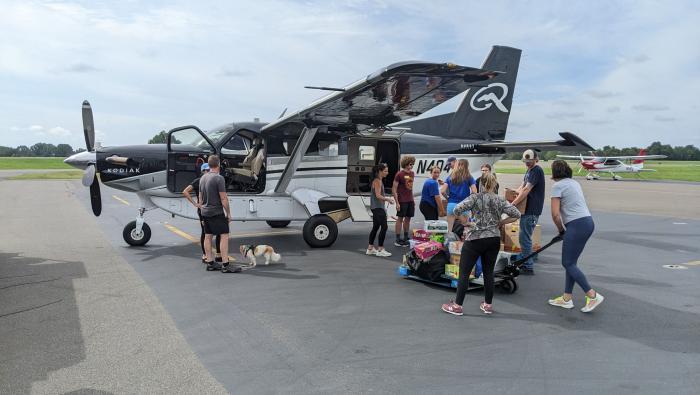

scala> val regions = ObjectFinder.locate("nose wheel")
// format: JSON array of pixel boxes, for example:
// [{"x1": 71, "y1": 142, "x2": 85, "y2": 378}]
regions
[{"x1": 123, "y1": 221, "x2": 151, "y2": 246}]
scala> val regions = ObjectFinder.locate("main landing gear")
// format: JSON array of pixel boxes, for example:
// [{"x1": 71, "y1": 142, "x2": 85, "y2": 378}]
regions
[{"x1": 302, "y1": 214, "x2": 338, "y2": 248}]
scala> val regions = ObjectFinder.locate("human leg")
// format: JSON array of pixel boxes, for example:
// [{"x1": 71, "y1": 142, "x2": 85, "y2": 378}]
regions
[
  {"x1": 480, "y1": 237, "x2": 501, "y2": 305},
  {"x1": 419, "y1": 201, "x2": 438, "y2": 220},
  {"x1": 454, "y1": 241, "x2": 481, "y2": 305},
  {"x1": 519, "y1": 215, "x2": 538, "y2": 270},
  {"x1": 200, "y1": 221, "x2": 206, "y2": 259},
  {"x1": 561, "y1": 217, "x2": 594, "y2": 294}
]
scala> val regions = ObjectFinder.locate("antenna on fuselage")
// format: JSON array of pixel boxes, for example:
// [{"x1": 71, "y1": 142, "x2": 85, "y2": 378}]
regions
[{"x1": 278, "y1": 108, "x2": 287, "y2": 119}]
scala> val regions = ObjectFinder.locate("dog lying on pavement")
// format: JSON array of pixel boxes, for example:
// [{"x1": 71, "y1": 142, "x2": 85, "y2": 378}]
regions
[{"x1": 239, "y1": 244, "x2": 281, "y2": 267}]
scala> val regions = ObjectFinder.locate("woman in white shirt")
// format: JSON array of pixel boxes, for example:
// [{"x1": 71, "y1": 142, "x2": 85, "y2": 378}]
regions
[{"x1": 548, "y1": 160, "x2": 604, "y2": 313}]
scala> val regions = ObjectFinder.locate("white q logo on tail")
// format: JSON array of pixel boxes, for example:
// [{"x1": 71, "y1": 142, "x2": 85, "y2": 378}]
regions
[{"x1": 470, "y1": 82, "x2": 509, "y2": 113}]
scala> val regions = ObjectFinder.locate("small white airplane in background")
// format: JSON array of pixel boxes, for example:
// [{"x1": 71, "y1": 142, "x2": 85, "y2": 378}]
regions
[{"x1": 557, "y1": 149, "x2": 667, "y2": 180}]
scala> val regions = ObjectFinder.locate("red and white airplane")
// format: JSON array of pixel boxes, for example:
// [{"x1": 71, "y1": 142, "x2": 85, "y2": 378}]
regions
[{"x1": 557, "y1": 149, "x2": 666, "y2": 180}]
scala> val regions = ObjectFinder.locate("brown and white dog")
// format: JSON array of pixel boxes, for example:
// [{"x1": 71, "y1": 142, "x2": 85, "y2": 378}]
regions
[{"x1": 239, "y1": 244, "x2": 281, "y2": 267}]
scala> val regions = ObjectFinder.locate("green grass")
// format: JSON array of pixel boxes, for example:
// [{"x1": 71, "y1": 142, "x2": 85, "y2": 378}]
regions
[
  {"x1": 8, "y1": 171, "x2": 83, "y2": 180},
  {"x1": 494, "y1": 160, "x2": 700, "y2": 182},
  {"x1": 0, "y1": 157, "x2": 73, "y2": 170}
]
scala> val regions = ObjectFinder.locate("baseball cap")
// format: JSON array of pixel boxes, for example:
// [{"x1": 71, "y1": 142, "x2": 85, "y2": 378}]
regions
[
  {"x1": 446, "y1": 155, "x2": 457, "y2": 164},
  {"x1": 521, "y1": 149, "x2": 538, "y2": 162},
  {"x1": 200, "y1": 163, "x2": 210, "y2": 171}
]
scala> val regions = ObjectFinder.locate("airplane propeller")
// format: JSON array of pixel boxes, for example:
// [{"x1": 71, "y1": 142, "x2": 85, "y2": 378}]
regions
[
  {"x1": 576, "y1": 153, "x2": 584, "y2": 174},
  {"x1": 81, "y1": 100, "x2": 102, "y2": 216}
]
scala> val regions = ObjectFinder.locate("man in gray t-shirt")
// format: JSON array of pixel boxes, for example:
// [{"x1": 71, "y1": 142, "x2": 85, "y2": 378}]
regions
[{"x1": 198, "y1": 155, "x2": 238, "y2": 273}]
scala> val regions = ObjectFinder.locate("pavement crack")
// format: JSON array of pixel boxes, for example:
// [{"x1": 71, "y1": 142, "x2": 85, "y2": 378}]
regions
[
  {"x1": 0, "y1": 277, "x2": 62, "y2": 290},
  {"x1": 0, "y1": 299, "x2": 63, "y2": 318}
]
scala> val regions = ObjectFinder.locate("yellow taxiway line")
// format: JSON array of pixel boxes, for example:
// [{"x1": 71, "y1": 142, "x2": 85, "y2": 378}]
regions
[{"x1": 112, "y1": 195, "x2": 130, "y2": 206}]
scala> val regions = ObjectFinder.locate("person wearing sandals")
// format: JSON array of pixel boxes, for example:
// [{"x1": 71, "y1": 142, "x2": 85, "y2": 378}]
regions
[
  {"x1": 367, "y1": 163, "x2": 395, "y2": 257},
  {"x1": 548, "y1": 160, "x2": 604, "y2": 312},
  {"x1": 442, "y1": 174, "x2": 520, "y2": 316}
]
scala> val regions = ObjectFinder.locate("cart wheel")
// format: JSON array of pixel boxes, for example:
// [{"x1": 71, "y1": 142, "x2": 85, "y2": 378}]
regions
[
  {"x1": 508, "y1": 279, "x2": 518, "y2": 294},
  {"x1": 499, "y1": 279, "x2": 512, "y2": 293}
]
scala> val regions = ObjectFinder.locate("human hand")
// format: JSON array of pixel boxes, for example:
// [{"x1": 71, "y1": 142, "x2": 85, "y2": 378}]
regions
[{"x1": 396, "y1": 203, "x2": 401, "y2": 211}]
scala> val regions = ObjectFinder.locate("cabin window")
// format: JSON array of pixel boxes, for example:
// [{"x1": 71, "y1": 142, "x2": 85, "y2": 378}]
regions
[
  {"x1": 319, "y1": 141, "x2": 339, "y2": 157},
  {"x1": 221, "y1": 134, "x2": 250, "y2": 156},
  {"x1": 358, "y1": 145, "x2": 375, "y2": 161}
]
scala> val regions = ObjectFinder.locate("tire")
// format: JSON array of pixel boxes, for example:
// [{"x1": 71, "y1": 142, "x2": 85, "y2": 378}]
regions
[
  {"x1": 266, "y1": 220, "x2": 291, "y2": 228},
  {"x1": 123, "y1": 221, "x2": 151, "y2": 246},
  {"x1": 302, "y1": 215, "x2": 338, "y2": 248}
]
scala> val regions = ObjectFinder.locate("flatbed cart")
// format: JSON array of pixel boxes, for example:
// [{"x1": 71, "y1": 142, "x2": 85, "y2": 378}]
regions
[
  {"x1": 398, "y1": 251, "x2": 519, "y2": 294},
  {"x1": 397, "y1": 234, "x2": 565, "y2": 294}
]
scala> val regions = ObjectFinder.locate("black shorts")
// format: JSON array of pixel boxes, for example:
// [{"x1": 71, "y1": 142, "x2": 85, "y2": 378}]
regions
[
  {"x1": 203, "y1": 214, "x2": 229, "y2": 235},
  {"x1": 419, "y1": 201, "x2": 439, "y2": 220},
  {"x1": 397, "y1": 201, "x2": 415, "y2": 218}
]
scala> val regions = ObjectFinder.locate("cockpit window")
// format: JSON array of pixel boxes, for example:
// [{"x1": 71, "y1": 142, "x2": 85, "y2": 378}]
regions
[{"x1": 204, "y1": 124, "x2": 234, "y2": 145}]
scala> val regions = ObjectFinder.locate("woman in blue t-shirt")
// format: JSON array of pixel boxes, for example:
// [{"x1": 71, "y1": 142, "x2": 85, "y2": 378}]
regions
[
  {"x1": 441, "y1": 159, "x2": 477, "y2": 231},
  {"x1": 419, "y1": 165, "x2": 444, "y2": 220}
]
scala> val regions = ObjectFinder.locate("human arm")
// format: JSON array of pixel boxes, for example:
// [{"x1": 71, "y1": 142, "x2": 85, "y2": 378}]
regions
[
  {"x1": 392, "y1": 178, "x2": 400, "y2": 210},
  {"x1": 469, "y1": 177, "x2": 477, "y2": 195},
  {"x1": 216, "y1": 176, "x2": 231, "y2": 220},
  {"x1": 551, "y1": 197, "x2": 565, "y2": 234},
  {"x1": 499, "y1": 199, "x2": 521, "y2": 227},
  {"x1": 511, "y1": 183, "x2": 532, "y2": 206},
  {"x1": 375, "y1": 179, "x2": 394, "y2": 204},
  {"x1": 182, "y1": 184, "x2": 198, "y2": 208}
]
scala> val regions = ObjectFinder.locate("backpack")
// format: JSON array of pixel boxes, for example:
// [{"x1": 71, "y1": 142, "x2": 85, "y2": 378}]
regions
[{"x1": 406, "y1": 250, "x2": 448, "y2": 282}]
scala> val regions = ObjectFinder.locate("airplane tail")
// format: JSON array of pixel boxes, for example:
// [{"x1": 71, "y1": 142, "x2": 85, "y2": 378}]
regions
[
  {"x1": 392, "y1": 46, "x2": 521, "y2": 141},
  {"x1": 632, "y1": 149, "x2": 646, "y2": 164}
]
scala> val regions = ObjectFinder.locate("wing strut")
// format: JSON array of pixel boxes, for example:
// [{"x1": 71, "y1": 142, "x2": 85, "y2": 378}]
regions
[{"x1": 273, "y1": 126, "x2": 324, "y2": 194}]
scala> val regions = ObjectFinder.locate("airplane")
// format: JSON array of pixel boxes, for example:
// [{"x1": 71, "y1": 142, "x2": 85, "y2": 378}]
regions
[
  {"x1": 64, "y1": 45, "x2": 594, "y2": 248},
  {"x1": 556, "y1": 149, "x2": 667, "y2": 180}
]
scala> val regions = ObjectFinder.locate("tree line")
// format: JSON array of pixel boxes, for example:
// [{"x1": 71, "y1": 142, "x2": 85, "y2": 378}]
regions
[
  {"x1": 0, "y1": 143, "x2": 84, "y2": 157},
  {"x1": 502, "y1": 141, "x2": 700, "y2": 161},
  {"x1": 2, "y1": 137, "x2": 699, "y2": 161}
]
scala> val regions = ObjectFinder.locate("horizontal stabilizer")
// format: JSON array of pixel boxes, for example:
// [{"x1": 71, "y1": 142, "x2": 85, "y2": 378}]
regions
[{"x1": 476, "y1": 132, "x2": 594, "y2": 152}]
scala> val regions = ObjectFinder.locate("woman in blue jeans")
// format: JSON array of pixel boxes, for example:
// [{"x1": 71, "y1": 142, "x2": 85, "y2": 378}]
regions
[{"x1": 548, "y1": 160, "x2": 604, "y2": 313}]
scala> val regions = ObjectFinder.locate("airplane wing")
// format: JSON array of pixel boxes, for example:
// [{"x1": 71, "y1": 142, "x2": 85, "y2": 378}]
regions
[
  {"x1": 607, "y1": 155, "x2": 667, "y2": 160},
  {"x1": 477, "y1": 132, "x2": 595, "y2": 152},
  {"x1": 556, "y1": 154, "x2": 596, "y2": 160},
  {"x1": 262, "y1": 61, "x2": 500, "y2": 135}
]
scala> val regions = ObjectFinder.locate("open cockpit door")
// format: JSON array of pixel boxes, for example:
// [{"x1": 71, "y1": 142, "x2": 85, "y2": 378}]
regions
[
  {"x1": 166, "y1": 125, "x2": 217, "y2": 193},
  {"x1": 346, "y1": 136, "x2": 400, "y2": 196}
]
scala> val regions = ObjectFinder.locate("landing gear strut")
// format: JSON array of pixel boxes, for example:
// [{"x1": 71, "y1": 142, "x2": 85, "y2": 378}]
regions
[{"x1": 123, "y1": 206, "x2": 152, "y2": 246}]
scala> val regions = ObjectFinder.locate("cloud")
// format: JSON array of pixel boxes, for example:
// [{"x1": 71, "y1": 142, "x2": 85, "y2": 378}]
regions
[
  {"x1": 220, "y1": 68, "x2": 250, "y2": 78},
  {"x1": 29, "y1": 125, "x2": 44, "y2": 131},
  {"x1": 632, "y1": 104, "x2": 670, "y2": 112},
  {"x1": 606, "y1": 106, "x2": 621, "y2": 113},
  {"x1": 64, "y1": 63, "x2": 102, "y2": 73},
  {"x1": 49, "y1": 126, "x2": 71, "y2": 136},
  {"x1": 586, "y1": 90, "x2": 617, "y2": 98},
  {"x1": 546, "y1": 111, "x2": 585, "y2": 119},
  {"x1": 654, "y1": 115, "x2": 675, "y2": 122},
  {"x1": 578, "y1": 119, "x2": 612, "y2": 125}
]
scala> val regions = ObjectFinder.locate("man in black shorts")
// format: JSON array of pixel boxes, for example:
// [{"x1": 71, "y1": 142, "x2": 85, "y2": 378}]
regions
[
  {"x1": 182, "y1": 162, "x2": 222, "y2": 264},
  {"x1": 199, "y1": 155, "x2": 240, "y2": 273}
]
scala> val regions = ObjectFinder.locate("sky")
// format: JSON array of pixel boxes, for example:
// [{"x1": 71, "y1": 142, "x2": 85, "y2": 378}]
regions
[{"x1": 1, "y1": 0, "x2": 699, "y2": 150}]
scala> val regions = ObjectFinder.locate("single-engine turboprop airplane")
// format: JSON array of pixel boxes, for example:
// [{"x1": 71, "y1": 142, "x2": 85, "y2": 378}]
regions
[
  {"x1": 65, "y1": 45, "x2": 594, "y2": 248},
  {"x1": 557, "y1": 149, "x2": 666, "y2": 180}
]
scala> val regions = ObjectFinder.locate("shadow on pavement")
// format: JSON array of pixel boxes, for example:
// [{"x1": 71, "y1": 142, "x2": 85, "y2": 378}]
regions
[{"x1": 0, "y1": 252, "x2": 87, "y2": 394}]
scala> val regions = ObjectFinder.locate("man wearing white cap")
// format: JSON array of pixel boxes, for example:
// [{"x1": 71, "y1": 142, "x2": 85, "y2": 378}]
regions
[{"x1": 511, "y1": 149, "x2": 545, "y2": 274}]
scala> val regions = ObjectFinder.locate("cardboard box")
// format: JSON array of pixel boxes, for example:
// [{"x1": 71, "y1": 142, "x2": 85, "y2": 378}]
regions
[
  {"x1": 412, "y1": 229, "x2": 432, "y2": 241},
  {"x1": 424, "y1": 220, "x2": 449, "y2": 233},
  {"x1": 445, "y1": 264, "x2": 459, "y2": 279},
  {"x1": 449, "y1": 253, "x2": 461, "y2": 265},
  {"x1": 448, "y1": 241, "x2": 463, "y2": 255},
  {"x1": 414, "y1": 240, "x2": 442, "y2": 260},
  {"x1": 501, "y1": 223, "x2": 541, "y2": 252}
]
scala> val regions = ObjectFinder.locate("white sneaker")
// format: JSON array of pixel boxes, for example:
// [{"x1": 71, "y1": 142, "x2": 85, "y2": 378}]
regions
[
  {"x1": 375, "y1": 249, "x2": 392, "y2": 257},
  {"x1": 548, "y1": 296, "x2": 574, "y2": 309},
  {"x1": 581, "y1": 292, "x2": 604, "y2": 313},
  {"x1": 472, "y1": 275, "x2": 484, "y2": 285},
  {"x1": 365, "y1": 248, "x2": 376, "y2": 256}
]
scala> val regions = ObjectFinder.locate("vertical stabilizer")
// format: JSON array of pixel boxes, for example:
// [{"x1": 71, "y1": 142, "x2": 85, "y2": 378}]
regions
[{"x1": 633, "y1": 149, "x2": 646, "y2": 164}]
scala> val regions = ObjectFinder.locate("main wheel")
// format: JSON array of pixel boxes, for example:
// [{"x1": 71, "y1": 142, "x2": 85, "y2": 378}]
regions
[
  {"x1": 302, "y1": 215, "x2": 338, "y2": 248},
  {"x1": 266, "y1": 220, "x2": 291, "y2": 228},
  {"x1": 123, "y1": 221, "x2": 151, "y2": 246}
]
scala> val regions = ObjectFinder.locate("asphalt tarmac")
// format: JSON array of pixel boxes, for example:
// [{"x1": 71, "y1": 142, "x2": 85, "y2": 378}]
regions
[{"x1": 1, "y1": 175, "x2": 699, "y2": 394}]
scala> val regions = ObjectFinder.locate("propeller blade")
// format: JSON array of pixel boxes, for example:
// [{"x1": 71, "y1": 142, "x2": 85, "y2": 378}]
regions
[
  {"x1": 89, "y1": 174, "x2": 102, "y2": 216},
  {"x1": 82, "y1": 100, "x2": 95, "y2": 151},
  {"x1": 82, "y1": 164, "x2": 96, "y2": 186}
]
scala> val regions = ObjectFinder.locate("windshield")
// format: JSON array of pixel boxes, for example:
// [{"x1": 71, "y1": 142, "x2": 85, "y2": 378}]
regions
[{"x1": 204, "y1": 124, "x2": 234, "y2": 145}]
